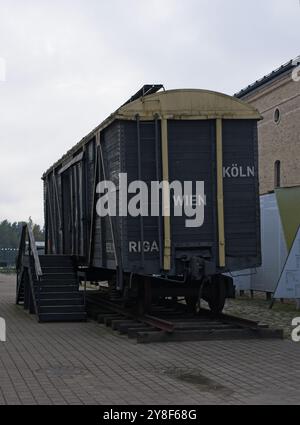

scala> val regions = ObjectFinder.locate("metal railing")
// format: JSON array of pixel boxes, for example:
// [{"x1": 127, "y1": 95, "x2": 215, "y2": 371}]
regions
[{"x1": 16, "y1": 223, "x2": 43, "y2": 315}]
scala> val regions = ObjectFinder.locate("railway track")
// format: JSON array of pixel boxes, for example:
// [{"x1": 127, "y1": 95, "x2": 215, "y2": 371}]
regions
[{"x1": 86, "y1": 292, "x2": 284, "y2": 343}]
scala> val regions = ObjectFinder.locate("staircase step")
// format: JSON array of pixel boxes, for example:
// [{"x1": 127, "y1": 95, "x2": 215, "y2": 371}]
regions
[
  {"x1": 42, "y1": 267, "x2": 75, "y2": 274},
  {"x1": 38, "y1": 280, "x2": 78, "y2": 286},
  {"x1": 38, "y1": 292, "x2": 84, "y2": 300},
  {"x1": 37, "y1": 285, "x2": 79, "y2": 293},
  {"x1": 39, "y1": 305, "x2": 86, "y2": 314},
  {"x1": 39, "y1": 256, "x2": 74, "y2": 267},
  {"x1": 20, "y1": 254, "x2": 88, "y2": 322},
  {"x1": 39, "y1": 298, "x2": 84, "y2": 306},
  {"x1": 39, "y1": 312, "x2": 87, "y2": 322},
  {"x1": 42, "y1": 272, "x2": 77, "y2": 280},
  {"x1": 39, "y1": 278, "x2": 78, "y2": 285}
]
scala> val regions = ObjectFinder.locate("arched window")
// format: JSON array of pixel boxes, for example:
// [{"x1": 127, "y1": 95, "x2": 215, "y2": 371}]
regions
[
  {"x1": 274, "y1": 108, "x2": 281, "y2": 124},
  {"x1": 274, "y1": 161, "x2": 281, "y2": 188}
]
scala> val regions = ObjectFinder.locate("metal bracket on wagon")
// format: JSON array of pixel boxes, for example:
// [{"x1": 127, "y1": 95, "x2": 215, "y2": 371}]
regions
[{"x1": 189, "y1": 256, "x2": 216, "y2": 280}]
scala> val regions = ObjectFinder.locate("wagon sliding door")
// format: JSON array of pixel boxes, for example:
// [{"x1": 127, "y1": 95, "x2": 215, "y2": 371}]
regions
[
  {"x1": 168, "y1": 120, "x2": 217, "y2": 266},
  {"x1": 222, "y1": 119, "x2": 261, "y2": 270},
  {"x1": 61, "y1": 161, "x2": 85, "y2": 257},
  {"x1": 62, "y1": 170, "x2": 72, "y2": 254}
]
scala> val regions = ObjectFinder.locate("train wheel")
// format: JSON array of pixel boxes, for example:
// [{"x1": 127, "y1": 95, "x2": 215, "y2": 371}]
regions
[
  {"x1": 207, "y1": 275, "x2": 226, "y2": 315},
  {"x1": 137, "y1": 278, "x2": 152, "y2": 315},
  {"x1": 108, "y1": 277, "x2": 120, "y2": 301},
  {"x1": 185, "y1": 296, "x2": 200, "y2": 314}
]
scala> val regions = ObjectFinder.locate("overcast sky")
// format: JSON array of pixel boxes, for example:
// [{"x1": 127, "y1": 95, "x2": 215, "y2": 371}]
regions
[{"x1": 0, "y1": 0, "x2": 299, "y2": 226}]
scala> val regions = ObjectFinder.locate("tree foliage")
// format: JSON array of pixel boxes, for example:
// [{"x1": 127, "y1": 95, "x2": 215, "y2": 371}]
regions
[{"x1": 0, "y1": 219, "x2": 44, "y2": 249}]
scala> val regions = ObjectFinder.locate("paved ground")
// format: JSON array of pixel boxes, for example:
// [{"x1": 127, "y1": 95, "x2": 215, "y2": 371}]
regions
[
  {"x1": 224, "y1": 295, "x2": 300, "y2": 338},
  {"x1": 1, "y1": 273, "x2": 300, "y2": 405}
]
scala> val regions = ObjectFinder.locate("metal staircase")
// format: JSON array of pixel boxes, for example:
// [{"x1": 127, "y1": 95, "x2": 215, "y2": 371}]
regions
[{"x1": 16, "y1": 224, "x2": 86, "y2": 322}]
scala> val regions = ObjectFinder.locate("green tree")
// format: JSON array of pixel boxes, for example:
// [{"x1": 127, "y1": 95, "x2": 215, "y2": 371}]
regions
[{"x1": 0, "y1": 219, "x2": 44, "y2": 249}]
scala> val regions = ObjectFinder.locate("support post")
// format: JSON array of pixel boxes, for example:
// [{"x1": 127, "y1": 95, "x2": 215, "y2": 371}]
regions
[
  {"x1": 216, "y1": 118, "x2": 226, "y2": 268},
  {"x1": 161, "y1": 118, "x2": 171, "y2": 272}
]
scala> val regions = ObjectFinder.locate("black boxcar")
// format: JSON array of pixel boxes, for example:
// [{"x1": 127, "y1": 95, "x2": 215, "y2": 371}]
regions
[{"x1": 43, "y1": 86, "x2": 262, "y2": 313}]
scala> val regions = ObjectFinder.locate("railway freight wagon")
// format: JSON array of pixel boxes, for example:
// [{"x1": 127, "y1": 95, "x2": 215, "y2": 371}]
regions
[{"x1": 43, "y1": 86, "x2": 262, "y2": 313}]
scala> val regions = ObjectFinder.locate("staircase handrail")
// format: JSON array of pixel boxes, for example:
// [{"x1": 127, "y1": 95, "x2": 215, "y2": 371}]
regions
[
  {"x1": 27, "y1": 223, "x2": 43, "y2": 279},
  {"x1": 16, "y1": 224, "x2": 27, "y2": 274},
  {"x1": 16, "y1": 223, "x2": 43, "y2": 310},
  {"x1": 17, "y1": 223, "x2": 43, "y2": 279}
]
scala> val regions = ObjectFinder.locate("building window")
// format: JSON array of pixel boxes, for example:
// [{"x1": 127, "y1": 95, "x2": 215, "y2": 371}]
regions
[
  {"x1": 274, "y1": 161, "x2": 281, "y2": 188},
  {"x1": 274, "y1": 108, "x2": 281, "y2": 124}
]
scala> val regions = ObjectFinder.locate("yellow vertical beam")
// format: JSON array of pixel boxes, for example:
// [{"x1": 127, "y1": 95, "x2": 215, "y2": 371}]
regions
[
  {"x1": 216, "y1": 118, "x2": 226, "y2": 268},
  {"x1": 161, "y1": 118, "x2": 171, "y2": 271}
]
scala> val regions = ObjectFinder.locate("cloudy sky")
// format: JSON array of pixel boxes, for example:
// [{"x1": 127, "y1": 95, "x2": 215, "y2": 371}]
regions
[{"x1": 0, "y1": 0, "x2": 299, "y2": 225}]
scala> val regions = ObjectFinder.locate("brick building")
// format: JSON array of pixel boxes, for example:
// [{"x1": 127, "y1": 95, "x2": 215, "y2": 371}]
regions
[{"x1": 235, "y1": 57, "x2": 300, "y2": 194}]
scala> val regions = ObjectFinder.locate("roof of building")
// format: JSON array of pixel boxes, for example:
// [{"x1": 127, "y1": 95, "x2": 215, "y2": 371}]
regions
[{"x1": 235, "y1": 57, "x2": 299, "y2": 99}]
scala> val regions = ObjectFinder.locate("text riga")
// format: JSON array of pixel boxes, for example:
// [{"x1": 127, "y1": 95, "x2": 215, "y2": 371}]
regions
[{"x1": 96, "y1": 174, "x2": 206, "y2": 228}]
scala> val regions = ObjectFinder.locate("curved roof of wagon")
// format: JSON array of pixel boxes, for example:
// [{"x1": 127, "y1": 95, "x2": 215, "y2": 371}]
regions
[
  {"x1": 118, "y1": 89, "x2": 262, "y2": 119},
  {"x1": 43, "y1": 89, "x2": 262, "y2": 178}
]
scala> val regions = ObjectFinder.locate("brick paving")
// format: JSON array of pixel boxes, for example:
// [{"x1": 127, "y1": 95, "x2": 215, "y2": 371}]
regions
[
  {"x1": 223, "y1": 295, "x2": 299, "y2": 338},
  {"x1": 1, "y1": 273, "x2": 300, "y2": 405}
]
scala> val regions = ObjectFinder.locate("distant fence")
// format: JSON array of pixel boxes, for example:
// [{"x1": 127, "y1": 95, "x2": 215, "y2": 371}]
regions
[{"x1": 0, "y1": 248, "x2": 18, "y2": 268}]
